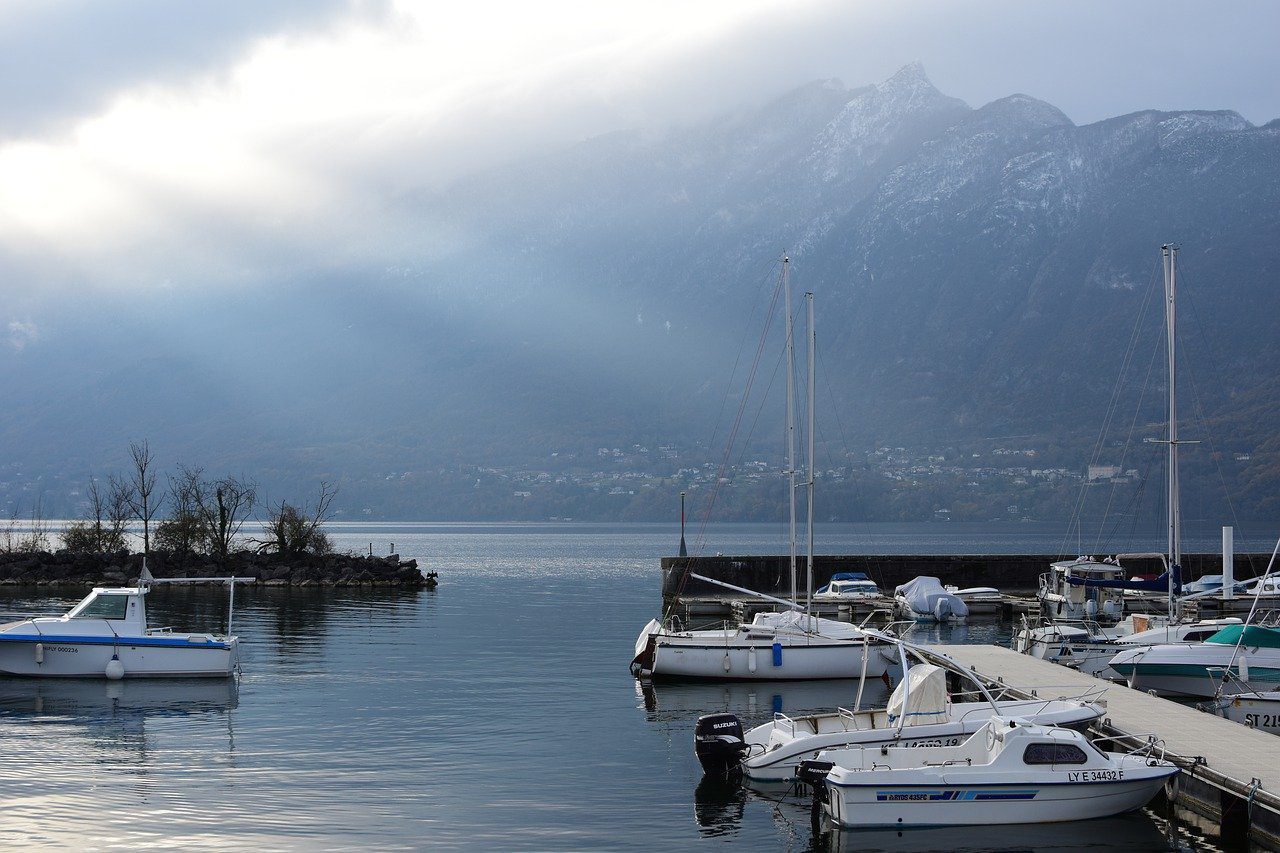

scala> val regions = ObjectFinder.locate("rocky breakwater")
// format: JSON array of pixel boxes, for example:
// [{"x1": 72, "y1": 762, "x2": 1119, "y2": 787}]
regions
[{"x1": 0, "y1": 551, "x2": 438, "y2": 588}]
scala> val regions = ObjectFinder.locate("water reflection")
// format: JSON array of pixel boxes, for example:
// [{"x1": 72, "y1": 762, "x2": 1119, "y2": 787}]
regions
[
  {"x1": 693, "y1": 775, "x2": 747, "y2": 837},
  {"x1": 0, "y1": 677, "x2": 238, "y2": 717},
  {"x1": 639, "y1": 678, "x2": 892, "y2": 725},
  {"x1": 822, "y1": 812, "x2": 1179, "y2": 851},
  {"x1": 0, "y1": 677, "x2": 238, "y2": 762}
]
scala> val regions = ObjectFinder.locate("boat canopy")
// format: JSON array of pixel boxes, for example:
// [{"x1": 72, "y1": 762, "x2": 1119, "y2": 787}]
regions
[
  {"x1": 816, "y1": 572, "x2": 874, "y2": 595},
  {"x1": 1206, "y1": 624, "x2": 1280, "y2": 649},
  {"x1": 1064, "y1": 563, "x2": 1181, "y2": 595},
  {"x1": 887, "y1": 663, "x2": 949, "y2": 726}
]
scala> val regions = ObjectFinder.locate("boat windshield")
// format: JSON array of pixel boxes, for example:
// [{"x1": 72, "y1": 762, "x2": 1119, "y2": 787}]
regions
[{"x1": 69, "y1": 594, "x2": 130, "y2": 620}]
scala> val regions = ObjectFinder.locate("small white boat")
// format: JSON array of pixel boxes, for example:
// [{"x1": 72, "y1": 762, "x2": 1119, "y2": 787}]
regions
[
  {"x1": 705, "y1": 663, "x2": 1104, "y2": 781},
  {"x1": 814, "y1": 573, "x2": 883, "y2": 602},
  {"x1": 634, "y1": 610, "x2": 892, "y2": 681},
  {"x1": 945, "y1": 586, "x2": 1003, "y2": 614},
  {"x1": 807, "y1": 716, "x2": 1177, "y2": 827},
  {"x1": 894, "y1": 577, "x2": 967, "y2": 622},
  {"x1": 0, "y1": 568, "x2": 245, "y2": 679}
]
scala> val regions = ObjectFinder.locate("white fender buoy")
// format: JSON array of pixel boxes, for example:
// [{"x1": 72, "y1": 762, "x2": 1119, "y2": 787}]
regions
[
  {"x1": 722, "y1": 653, "x2": 732, "y2": 673},
  {"x1": 748, "y1": 647, "x2": 758, "y2": 673},
  {"x1": 34, "y1": 643, "x2": 43, "y2": 664},
  {"x1": 1238, "y1": 655, "x2": 1249, "y2": 683},
  {"x1": 1084, "y1": 599, "x2": 1098, "y2": 618},
  {"x1": 105, "y1": 655, "x2": 125, "y2": 681}
]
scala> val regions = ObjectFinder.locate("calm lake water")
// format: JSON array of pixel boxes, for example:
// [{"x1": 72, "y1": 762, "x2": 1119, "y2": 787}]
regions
[{"x1": 0, "y1": 523, "x2": 1265, "y2": 851}]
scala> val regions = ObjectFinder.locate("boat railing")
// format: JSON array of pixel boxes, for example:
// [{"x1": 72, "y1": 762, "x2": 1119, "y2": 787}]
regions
[
  {"x1": 772, "y1": 711, "x2": 798, "y2": 735},
  {"x1": 836, "y1": 706, "x2": 872, "y2": 731},
  {"x1": 1092, "y1": 732, "x2": 1168, "y2": 764},
  {"x1": 952, "y1": 686, "x2": 1110, "y2": 727}
]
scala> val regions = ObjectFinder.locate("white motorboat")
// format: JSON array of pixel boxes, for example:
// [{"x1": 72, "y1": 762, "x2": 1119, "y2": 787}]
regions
[
  {"x1": 633, "y1": 610, "x2": 892, "y2": 682},
  {"x1": 1108, "y1": 622, "x2": 1280, "y2": 698},
  {"x1": 1012, "y1": 614, "x2": 1242, "y2": 681},
  {"x1": 806, "y1": 716, "x2": 1177, "y2": 827},
  {"x1": 946, "y1": 586, "x2": 1003, "y2": 614},
  {"x1": 1037, "y1": 559, "x2": 1128, "y2": 623},
  {"x1": 703, "y1": 662, "x2": 1105, "y2": 781},
  {"x1": 814, "y1": 573, "x2": 882, "y2": 602},
  {"x1": 894, "y1": 577, "x2": 967, "y2": 622},
  {"x1": 0, "y1": 568, "x2": 246, "y2": 679}
]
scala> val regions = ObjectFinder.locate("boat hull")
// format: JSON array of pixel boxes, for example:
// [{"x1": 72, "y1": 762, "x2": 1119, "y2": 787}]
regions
[
  {"x1": 1109, "y1": 645, "x2": 1280, "y2": 699},
  {"x1": 1210, "y1": 694, "x2": 1280, "y2": 734},
  {"x1": 824, "y1": 771, "x2": 1175, "y2": 828},
  {"x1": 0, "y1": 636, "x2": 238, "y2": 678},
  {"x1": 649, "y1": 638, "x2": 890, "y2": 682}
]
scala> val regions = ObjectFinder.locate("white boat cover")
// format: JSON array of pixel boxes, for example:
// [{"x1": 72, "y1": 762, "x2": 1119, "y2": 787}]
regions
[
  {"x1": 896, "y1": 576, "x2": 970, "y2": 619},
  {"x1": 750, "y1": 610, "x2": 867, "y2": 640},
  {"x1": 887, "y1": 663, "x2": 949, "y2": 725}
]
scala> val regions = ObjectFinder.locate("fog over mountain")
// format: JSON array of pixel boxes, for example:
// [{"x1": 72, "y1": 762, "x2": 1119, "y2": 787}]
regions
[{"x1": 3, "y1": 62, "x2": 1278, "y2": 524}]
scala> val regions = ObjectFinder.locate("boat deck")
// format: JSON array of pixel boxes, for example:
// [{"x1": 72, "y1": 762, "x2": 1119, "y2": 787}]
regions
[{"x1": 928, "y1": 643, "x2": 1280, "y2": 844}]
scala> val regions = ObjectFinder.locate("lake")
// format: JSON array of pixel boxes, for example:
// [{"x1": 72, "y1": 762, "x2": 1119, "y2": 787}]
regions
[{"x1": 0, "y1": 522, "x2": 1261, "y2": 850}]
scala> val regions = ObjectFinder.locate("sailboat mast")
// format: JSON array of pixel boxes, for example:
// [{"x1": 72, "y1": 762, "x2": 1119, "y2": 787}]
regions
[
  {"x1": 1165, "y1": 245, "x2": 1180, "y2": 569},
  {"x1": 783, "y1": 255, "x2": 797, "y2": 606},
  {"x1": 805, "y1": 291, "x2": 816, "y2": 616},
  {"x1": 1162, "y1": 244, "x2": 1180, "y2": 620}
]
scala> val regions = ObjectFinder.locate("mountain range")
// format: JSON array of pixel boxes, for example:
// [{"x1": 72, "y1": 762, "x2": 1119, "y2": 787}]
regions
[{"x1": 3, "y1": 63, "x2": 1277, "y2": 523}]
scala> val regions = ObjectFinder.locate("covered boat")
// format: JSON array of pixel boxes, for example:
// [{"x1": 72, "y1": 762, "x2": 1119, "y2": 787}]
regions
[
  {"x1": 894, "y1": 577, "x2": 968, "y2": 622},
  {"x1": 806, "y1": 716, "x2": 1176, "y2": 827}
]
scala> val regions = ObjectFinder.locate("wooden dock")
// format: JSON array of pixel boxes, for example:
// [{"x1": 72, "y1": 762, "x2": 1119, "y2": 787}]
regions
[{"x1": 927, "y1": 643, "x2": 1280, "y2": 846}]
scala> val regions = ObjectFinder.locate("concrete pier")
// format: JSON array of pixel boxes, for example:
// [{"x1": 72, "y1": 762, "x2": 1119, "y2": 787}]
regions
[{"x1": 928, "y1": 643, "x2": 1280, "y2": 847}]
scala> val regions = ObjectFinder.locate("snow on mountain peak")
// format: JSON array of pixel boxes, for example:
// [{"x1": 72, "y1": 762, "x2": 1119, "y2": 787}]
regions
[{"x1": 808, "y1": 63, "x2": 969, "y2": 181}]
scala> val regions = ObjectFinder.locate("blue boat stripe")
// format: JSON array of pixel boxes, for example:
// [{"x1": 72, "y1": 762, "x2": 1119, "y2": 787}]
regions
[{"x1": 0, "y1": 634, "x2": 231, "y2": 651}]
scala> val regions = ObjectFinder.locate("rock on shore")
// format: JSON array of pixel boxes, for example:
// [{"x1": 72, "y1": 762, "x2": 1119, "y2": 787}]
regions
[{"x1": 0, "y1": 550, "x2": 437, "y2": 588}]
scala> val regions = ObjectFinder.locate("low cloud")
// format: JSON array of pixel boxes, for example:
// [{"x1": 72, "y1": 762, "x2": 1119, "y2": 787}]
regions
[
  {"x1": 0, "y1": 0, "x2": 1275, "y2": 303},
  {"x1": 6, "y1": 320, "x2": 39, "y2": 351}
]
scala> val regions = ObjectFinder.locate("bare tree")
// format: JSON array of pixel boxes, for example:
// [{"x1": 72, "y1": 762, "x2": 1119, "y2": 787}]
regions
[
  {"x1": 260, "y1": 482, "x2": 337, "y2": 555},
  {"x1": 125, "y1": 440, "x2": 164, "y2": 557},
  {"x1": 198, "y1": 475, "x2": 257, "y2": 562},
  {"x1": 87, "y1": 477, "x2": 107, "y2": 547},
  {"x1": 1, "y1": 504, "x2": 17, "y2": 553},
  {"x1": 16, "y1": 497, "x2": 49, "y2": 552},
  {"x1": 156, "y1": 465, "x2": 206, "y2": 554},
  {"x1": 108, "y1": 474, "x2": 134, "y2": 552},
  {"x1": 65, "y1": 476, "x2": 127, "y2": 553}
]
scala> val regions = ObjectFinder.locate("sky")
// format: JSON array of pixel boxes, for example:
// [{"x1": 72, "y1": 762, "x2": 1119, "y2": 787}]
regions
[{"x1": 0, "y1": 0, "x2": 1277, "y2": 314}]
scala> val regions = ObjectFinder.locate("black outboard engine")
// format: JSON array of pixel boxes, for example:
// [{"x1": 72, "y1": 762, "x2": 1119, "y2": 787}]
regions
[
  {"x1": 795, "y1": 759, "x2": 835, "y2": 789},
  {"x1": 694, "y1": 713, "x2": 748, "y2": 775}
]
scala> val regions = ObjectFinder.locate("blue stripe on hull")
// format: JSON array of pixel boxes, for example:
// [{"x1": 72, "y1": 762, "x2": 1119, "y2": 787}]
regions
[{"x1": 0, "y1": 634, "x2": 231, "y2": 651}]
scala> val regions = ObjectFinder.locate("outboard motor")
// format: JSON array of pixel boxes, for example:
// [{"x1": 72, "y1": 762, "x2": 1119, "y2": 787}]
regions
[
  {"x1": 694, "y1": 713, "x2": 748, "y2": 775},
  {"x1": 795, "y1": 759, "x2": 835, "y2": 789},
  {"x1": 933, "y1": 598, "x2": 952, "y2": 622}
]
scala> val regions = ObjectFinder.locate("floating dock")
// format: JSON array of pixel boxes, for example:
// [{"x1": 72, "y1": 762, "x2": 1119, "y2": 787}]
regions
[{"x1": 928, "y1": 643, "x2": 1280, "y2": 847}]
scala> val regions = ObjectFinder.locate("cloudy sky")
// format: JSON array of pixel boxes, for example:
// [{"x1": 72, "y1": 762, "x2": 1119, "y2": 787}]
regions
[{"x1": 0, "y1": 0, "x2": 1277, "y2": 308}]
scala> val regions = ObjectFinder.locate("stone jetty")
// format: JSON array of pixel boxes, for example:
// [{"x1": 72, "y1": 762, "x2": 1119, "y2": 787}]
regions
[{"x1": 0, "y1": 550, "x2": 436, "y2": 588}]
